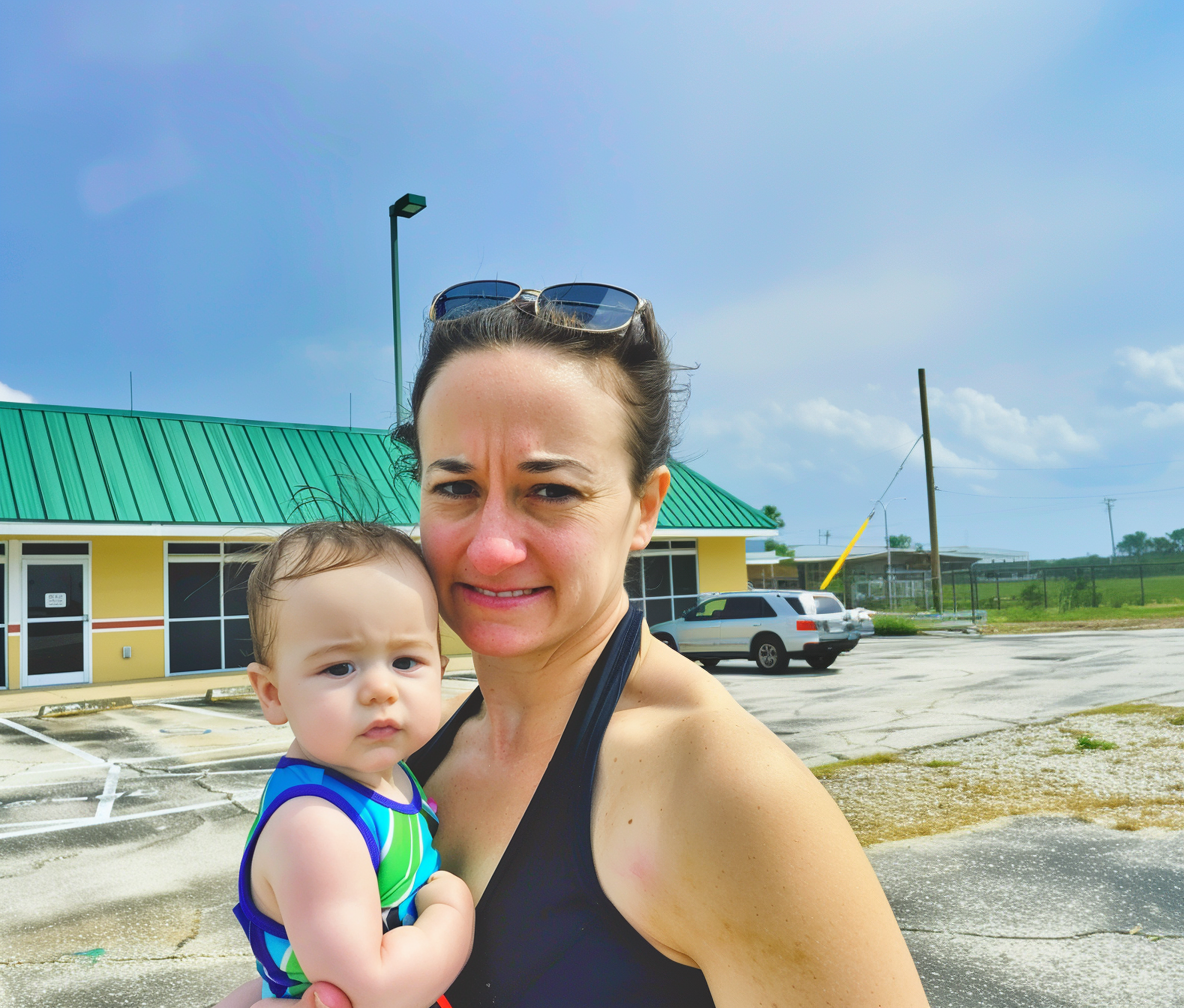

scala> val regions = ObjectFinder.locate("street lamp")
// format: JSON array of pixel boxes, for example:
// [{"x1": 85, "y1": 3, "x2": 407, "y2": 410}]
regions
[
  {"x1": 389, "y1": 193, "x2": 427, "y2": 426},
  {"x1": 872, "y1": 497, "x2": 906, "y2": 610}
]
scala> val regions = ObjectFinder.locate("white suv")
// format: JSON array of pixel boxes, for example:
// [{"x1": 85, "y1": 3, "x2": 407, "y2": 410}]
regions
[{"x1": 649, "y1": 590, "x2": 863, "y2": 672}]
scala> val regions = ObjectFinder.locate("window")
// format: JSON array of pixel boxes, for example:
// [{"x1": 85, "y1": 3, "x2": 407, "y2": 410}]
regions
[
  {"x1": 781, "y1": 595, "x2": 806, "y2": 615},
  {"x1": 720, "y1": 596, "x2": 776, "y2": 620},
  {"x1": 625, "y1": 541, "x2": 698, "y2": 626},
  {"x1": 166, "y1": 543, "x2": 259, "y2": 674},
  {"x1": 0, "y1": 543, "x2": 5, "y2": 688},
  {"x1": 813, "y1": 594, "x2": 844, "y2": 614},
  {"x1": 686, "y1": 597, "x2": 727, "y2": 621}
]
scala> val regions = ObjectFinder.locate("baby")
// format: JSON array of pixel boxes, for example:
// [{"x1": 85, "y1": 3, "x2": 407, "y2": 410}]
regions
[{"x1": 218, "y1": 521, "x2": 473, "y2": 1008}]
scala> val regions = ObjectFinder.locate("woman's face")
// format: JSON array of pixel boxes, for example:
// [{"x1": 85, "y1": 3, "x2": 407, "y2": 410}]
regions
[{"x1": 417, "y1": 346, "x2": 666, "y2": 660}]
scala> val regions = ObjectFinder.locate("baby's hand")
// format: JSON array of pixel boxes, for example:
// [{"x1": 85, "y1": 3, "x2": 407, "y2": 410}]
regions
[{"x1": 413, "y1": 870, "x2": 474, "y2": 917}]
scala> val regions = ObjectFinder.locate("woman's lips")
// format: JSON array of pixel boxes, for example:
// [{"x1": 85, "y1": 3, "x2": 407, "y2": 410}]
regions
[{"x1": 460, "y1": 584, "x2": 550, "y2": 608}]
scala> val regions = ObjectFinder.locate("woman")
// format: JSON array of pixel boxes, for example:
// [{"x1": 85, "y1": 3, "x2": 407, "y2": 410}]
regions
[{"x1": 249, "y1": 282, "x2": 929, "y2": 1007}]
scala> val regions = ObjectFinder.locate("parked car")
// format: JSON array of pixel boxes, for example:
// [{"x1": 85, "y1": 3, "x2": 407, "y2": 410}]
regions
[
  {"x1": 649, "y1": 590, "x2": 863, "y2": 672},
  {"x1": 848, "y1": 606, "x2": 877, "y2": 636}
]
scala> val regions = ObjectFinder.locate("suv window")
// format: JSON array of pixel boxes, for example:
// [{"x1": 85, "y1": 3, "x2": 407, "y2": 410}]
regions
[
  {"x1": 686, "y1": 597, "x2": 727, "y2": 621},
  {"x1": 781, "y1": 595, "x2": 806, "y2": 615},
  {"x1": 720, "y1": 596, "x2": 776, "y2": 619},
  {"x1": 813, "y1": 594, "x2": 844, "y2": 614}
]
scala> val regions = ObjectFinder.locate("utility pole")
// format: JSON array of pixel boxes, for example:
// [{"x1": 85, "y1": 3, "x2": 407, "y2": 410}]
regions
[
  {"x1": 1104, "y1": 497, "x2": 1117, "y2": 563},
  {"x1": 389, "y1": 194, "x2": 427, "y2": 426},
  {"x1": 918, "y1": 368, "x2": 943, "y2": 612}
]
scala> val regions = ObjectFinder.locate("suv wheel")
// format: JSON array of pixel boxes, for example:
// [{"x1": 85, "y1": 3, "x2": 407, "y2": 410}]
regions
[
  {"x1": 653, "y1": 633, "x2": 679, "y2": 652},
  {"x1": 806, "y1": 652, "x2": 836, "y2": 670},
  {"x1": 752, "y1": 634, "x2": 788, "y2": 673},
  {"x1": 699, "y1": 658, "x2": 720, "y2": 669}
]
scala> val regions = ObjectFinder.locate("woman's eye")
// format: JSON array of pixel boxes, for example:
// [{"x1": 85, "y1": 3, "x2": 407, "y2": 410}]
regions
[
  {"x1": 533, "y1": 483, "x2": 578, "y2": 500},
  {"x1": 322, "y1": 662, "x2": 355, "y2": 678},
  {"x1": 435, "y1": 480, "x2": 478, "y2": 498},
  {"x1": 392, "y1": 657, "x2": 419, "y2": 671}
]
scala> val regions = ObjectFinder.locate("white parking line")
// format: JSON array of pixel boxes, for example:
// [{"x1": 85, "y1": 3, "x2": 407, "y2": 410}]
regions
[
  {"x1": 94, "y1": 764, "x2": 122, "y2": 821},
  {"x1": 0, "y1": 718, "x2": 108, "y2": 767},
  {"x1": 0, "y1": 799, "x2": 233, "y2": 840},
  {"x1": 149, "y1": 702, "x2": 269, "y2": 724}
]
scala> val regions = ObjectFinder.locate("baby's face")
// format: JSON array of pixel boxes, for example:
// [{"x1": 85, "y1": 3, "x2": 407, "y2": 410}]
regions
[{"x1": 250, "y1": 557, "x2": 443, "y2": 783}]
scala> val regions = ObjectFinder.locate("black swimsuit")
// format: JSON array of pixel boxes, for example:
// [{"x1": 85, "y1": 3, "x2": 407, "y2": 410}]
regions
[{"x1": 408, "y1": 607, "x2": 716, "y2": 1007}]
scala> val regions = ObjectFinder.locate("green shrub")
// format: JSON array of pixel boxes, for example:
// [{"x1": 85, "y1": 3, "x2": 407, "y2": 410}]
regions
[
  {"x1": 873, "y1": 614, "x2": 921, "y2": 636},
  {"x1": 1076, "y1": 735, "x2": 1117, "y2": 750}
]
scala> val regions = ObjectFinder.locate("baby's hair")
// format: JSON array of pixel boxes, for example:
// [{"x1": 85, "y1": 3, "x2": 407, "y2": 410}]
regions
[{"x1": 246, "y1": 521, "x2": 427, "y2": 668}]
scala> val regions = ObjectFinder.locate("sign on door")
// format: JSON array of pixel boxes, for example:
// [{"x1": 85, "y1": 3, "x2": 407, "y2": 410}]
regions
[{"x1": 44, "y1": 593, "x2": 67, "y2": 608}]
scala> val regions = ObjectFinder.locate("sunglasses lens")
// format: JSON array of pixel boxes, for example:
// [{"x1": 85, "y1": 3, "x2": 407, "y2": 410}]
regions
[
  {"x1": 430, "y1": 281, "x2": 521, "y2": 320},
  {"x1": 537, "y1": 284, "x2": 639, "y2": 330}
]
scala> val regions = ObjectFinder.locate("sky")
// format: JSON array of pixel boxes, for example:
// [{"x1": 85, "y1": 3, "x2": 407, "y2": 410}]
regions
[{"x1": 2, "y1": 0, "x2": 1184, "y2": 559}]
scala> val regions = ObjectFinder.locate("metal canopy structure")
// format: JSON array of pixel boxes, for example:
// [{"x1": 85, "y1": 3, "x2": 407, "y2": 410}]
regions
[{"x1": 0, "y1": 402, "x2": 777, "y2": 533}]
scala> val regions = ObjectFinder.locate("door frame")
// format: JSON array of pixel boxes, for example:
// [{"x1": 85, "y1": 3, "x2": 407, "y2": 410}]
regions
[{"x1": 20, "y1": 550, "x2": 92, "y2": 688}]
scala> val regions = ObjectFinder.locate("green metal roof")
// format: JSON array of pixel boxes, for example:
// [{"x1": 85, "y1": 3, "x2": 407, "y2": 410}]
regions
[{"x1": 0, "y1": 402, "x2": 776, "y2": 532}]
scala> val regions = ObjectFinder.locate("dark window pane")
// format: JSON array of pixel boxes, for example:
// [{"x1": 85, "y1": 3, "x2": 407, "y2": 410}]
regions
[
  {"x1": 223, "y1": 618, "x2": 254, "y2": 668},
  {"x1": 27, "y1": 622, "x2": 84, "y2": 676},
  {"x1": 673, "y1": 596, "x2": 697, "y2": 619},
  {"x1": 646, "y1": 541, "x2": 670, "y2": 551},
  {"x1": 671, "y1": 540, "x2": 696, "y2": 549},
  {"x1": 757, "y1": 598, "x2": 777, "y2": 618},
  {"x1": 644, "y1": 598, "x2": 673, "y2": 626},
  {"x1": 26, "y1": 565, "x2": 84, "y2": 618},
  {"x1": 23, "y1": 542, "x2": 88, "y2": 555},
  {"x1": 169, "y1": 563, "x2": 221, "y2": 618},
  {"x1": 782, "y1": 595, "x2": 805, "y2": 614},
  {"x1": 0, "y1": 565, "x2": 5, "y2": 688},
  {"x1": 671, "y1": 555, "x2": 697, "y2": 596},
  {"x1": 0, "y1": 543, "x2": 6, "y2": 554},
  {"x1": 224, "y1": 543, "x2": 261, "y2": 554},
  {"x1": 813, "y1": 595, "x2": 844, "y2": 613},
  {"x1": 642, "y1": 556, "x2": 670, "y2": 597},
  {"x1": 223, "y1": 563, "x2": 254, "y2": 616},
  {"x1": 624, "y1": 557, "x2": 642, "y2": 599},
  {"x1": 168, "y1": 543, "x2": 220, "y2": 554},
  {"x1": 170, "y1": 620, "x2": 222, "y2": 673},
  {"x1": 721, "y1": 596, "x2": 773, "y2": 619}
]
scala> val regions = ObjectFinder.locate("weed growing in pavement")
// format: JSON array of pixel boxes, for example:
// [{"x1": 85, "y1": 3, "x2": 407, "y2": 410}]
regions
[
  {"x1": 1073, "y1": 702, "x2": 1184, "y2": 718},
  {"x1": 924, "y1": 759, "x2": 962, "y2": 767},
  {"x1": 1076, "y1": 735, "x2": 1118, "y2": 750},
  {"x1": 811, "y1": 753, "x2": 900, "y2": 777},
  {"x1": 1170, "y1": 714, "x2": 1184, "y2": 726}
]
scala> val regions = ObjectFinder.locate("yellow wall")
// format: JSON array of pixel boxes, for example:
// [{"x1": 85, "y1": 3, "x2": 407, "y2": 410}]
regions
[
  {"x1": 92, "y1": 628, "x2": 166, "y2": 682},
  {"x1": 92, "y1": 537, "x2": 164, "y2": 618},
  {"x1": 439, "y1": 619, "x2": 469, "y2": 658},
  {"x1": 697, "y1": 537, "x2": 748, "y2": 593}
]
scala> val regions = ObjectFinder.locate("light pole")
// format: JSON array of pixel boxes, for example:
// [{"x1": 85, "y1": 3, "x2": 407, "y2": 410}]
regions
[
  {"x1": 873, "y1": 497, "x2": 906, "y2": 610},
  {"x1": 389, "y1": 194, "x2": 427, "y2": 426},
  {"x1": 1104, "y1": 497, "x2": 1117, "y2": 564}
]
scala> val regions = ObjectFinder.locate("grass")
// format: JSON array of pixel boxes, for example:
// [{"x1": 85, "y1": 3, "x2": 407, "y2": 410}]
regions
[
  {"x1": 872, "y1": 614, "x2": 921, "y2": 636},
  {"x1": 1072, "y1": 702, "x2": 1184, "y2": 718},
  {"x1": 811, "y1": 753, "x2": 900, "y2": 778},
  {"x1": 924, "y1": 759, "x2": 963, "y2": 767},
  {"x1": 1076, "y1": 735, "x2": 1118, "y2": 750},
  {"x1": 986, "y1": 603, "x2": 1184, "y2": 624}
]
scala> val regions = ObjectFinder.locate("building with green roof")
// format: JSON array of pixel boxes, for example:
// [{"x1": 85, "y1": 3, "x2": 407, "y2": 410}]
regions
[{"x1": 0, "y1": 401, "x2": 775, "y2": 691}]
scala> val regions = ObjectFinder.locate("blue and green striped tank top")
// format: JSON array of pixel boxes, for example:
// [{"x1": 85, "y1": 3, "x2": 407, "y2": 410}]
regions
[{"x1": 233, "y1": 756, "x2": 441, "y2": 1000}]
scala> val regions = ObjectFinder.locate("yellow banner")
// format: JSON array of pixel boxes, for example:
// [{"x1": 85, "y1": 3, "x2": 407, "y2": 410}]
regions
[{"x1": 819, "y1": 514, "x2": 873, "y2": 590}]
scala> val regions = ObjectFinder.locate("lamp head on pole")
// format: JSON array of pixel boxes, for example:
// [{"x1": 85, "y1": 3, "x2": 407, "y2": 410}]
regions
[{"x1": 391, "y1": 193, "x2": 427, "y2": 218}]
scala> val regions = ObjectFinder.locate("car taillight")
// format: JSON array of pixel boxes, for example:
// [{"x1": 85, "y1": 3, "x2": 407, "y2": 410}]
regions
[{"x1": 796, "y1": 619, "x2": 816, "y2": 631}]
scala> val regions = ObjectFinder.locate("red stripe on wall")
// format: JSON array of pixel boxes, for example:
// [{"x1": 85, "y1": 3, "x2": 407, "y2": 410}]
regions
[
  {"x1": 91, "y1": 619, "x2": 165, "y2": 630},
  {"x1": 6, "y1": 624, "x2": 18, "y2": 634}
]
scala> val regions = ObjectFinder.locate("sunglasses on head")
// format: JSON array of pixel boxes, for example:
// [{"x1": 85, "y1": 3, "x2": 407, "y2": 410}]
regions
[{"x1": 428, "y1": 281, "x2": 645, "y2": 333}]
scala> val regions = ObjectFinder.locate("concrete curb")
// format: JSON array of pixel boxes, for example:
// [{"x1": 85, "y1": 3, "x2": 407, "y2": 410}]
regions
[
  {"x1": 205, "y1": 686, "x2": 255, "y2": 702},
  {"x1": 38, "y1": 696, "x2": 134, "y2": 718}
]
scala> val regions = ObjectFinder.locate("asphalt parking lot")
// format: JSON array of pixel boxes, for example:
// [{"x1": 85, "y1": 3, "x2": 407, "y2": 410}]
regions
[{"x1": 0, "y1": 632, "x2": 1182, "y2": 1007}]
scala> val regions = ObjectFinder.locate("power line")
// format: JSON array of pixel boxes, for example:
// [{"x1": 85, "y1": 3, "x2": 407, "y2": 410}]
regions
[{"x1": 937, "y1": 484, "x2": 1184, "y2": 501}]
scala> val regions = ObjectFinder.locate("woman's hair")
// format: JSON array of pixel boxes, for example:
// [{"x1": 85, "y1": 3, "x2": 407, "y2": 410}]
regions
[
  {"x1": 391, "y1": 299, "x2": 686, "y2": 493},
  {"x1": 245, "y1": 520, "x2": 425, "y2": 667}
]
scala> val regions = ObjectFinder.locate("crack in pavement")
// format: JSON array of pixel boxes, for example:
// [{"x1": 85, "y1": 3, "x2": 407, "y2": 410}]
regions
[
  {"x1": 901, "y1": 927, "x2": 1182, "y2": 942},
  {"x1": 193, "y1": 772, "x2": 255, "y2": 816}
]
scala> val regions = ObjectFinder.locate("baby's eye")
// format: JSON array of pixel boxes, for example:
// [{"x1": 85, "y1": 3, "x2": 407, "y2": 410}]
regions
[
  {"x1": 322, "y1": 662, "x2": 355, "y2": 678},
  {"x1": 392, "y1": 657, "x2": 420, "y2": 671}
]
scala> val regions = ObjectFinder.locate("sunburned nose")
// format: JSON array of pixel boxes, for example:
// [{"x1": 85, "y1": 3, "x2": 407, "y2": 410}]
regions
[{"x1": 468, "y1": 535, "x2": 528, "y2": 575}]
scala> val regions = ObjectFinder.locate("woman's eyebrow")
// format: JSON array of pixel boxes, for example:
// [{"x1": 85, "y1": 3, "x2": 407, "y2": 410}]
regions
[
  {"x1": 426, "y1": 457, "x2": 474, "y2": 474},
  {"x1": 519, "y1": 456, "x2": 592, "y2": 475}
]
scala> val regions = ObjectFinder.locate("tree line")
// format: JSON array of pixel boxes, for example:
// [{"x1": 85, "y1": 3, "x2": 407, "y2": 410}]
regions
[{"x1": 1115, "y1": 529, "x2": 1184, "y2": 557}]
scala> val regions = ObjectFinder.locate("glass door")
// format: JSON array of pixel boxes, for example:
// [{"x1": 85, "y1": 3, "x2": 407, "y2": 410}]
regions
[{"x1": 23, "y1": 557, "x2": 90, "y2": 686}]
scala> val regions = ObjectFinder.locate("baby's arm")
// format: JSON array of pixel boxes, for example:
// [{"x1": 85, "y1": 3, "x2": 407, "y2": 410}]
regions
[{"x1": 252, "y1": 797, "x2": 474, "y2": 1008}]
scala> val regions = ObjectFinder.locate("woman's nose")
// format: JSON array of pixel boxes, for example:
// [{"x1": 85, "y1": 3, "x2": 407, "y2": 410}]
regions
[{"x1": 467, "y1": 502, "x2": 528, "y2": 576}]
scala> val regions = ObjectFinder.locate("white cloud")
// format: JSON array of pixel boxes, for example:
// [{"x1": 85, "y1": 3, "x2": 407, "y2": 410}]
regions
[
  {"x1": 1117, "y1": 343, "x2": 1184, "y2": 394},
  {"x1": 0, "y1": 381, "x2": 34, "y2": 403},
  {"x1": 932, "y1": 386, "x2": 1096, "y2": 465},
  {"x1": 1125, "y1": 401, "x2": 1184, "y2": 429},
  {"x1": 79, "y1": 131, "x2": 198, "y2": 216}
]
